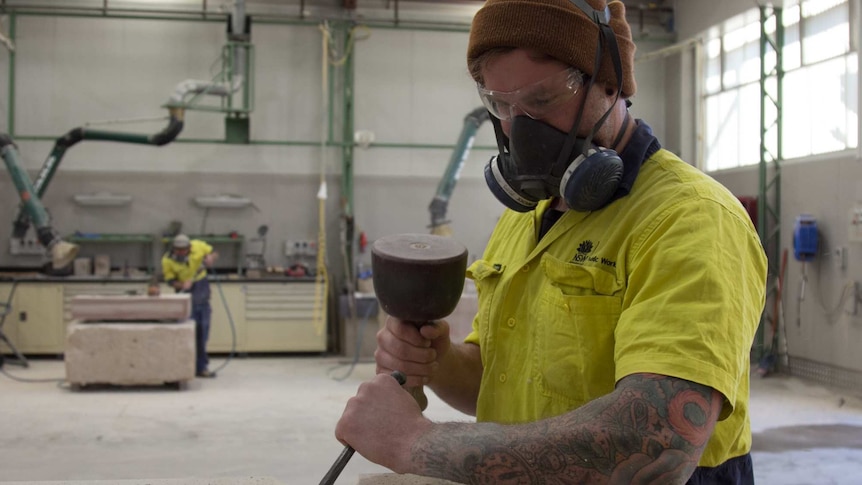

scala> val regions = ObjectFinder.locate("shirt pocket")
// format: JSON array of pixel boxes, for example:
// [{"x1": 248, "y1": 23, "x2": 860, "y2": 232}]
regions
[
  {"x1": 535, "y1": 255, "x2": 621, "y2": 406},
  {"x1": 466, "y1": 259, "x2": 505, "y2": 351}
]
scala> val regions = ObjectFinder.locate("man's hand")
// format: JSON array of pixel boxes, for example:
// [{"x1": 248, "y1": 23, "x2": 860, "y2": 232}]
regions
[
  {"x1": 204, "y1": 252, "x2": 218, "y2": 268},
  {"x1": 181, "y1": 280, "x2": 193, "y2": 291},
  {"x1": 375, "y1": 316, "x2": 452, "y2": 389},
  {"x1": 335, "y1": 373, "x2": 432, "y2": 473}
]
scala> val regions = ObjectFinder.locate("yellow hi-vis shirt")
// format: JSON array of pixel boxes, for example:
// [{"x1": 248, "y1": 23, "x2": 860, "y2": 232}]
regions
[
  {"x1": 161, "y1": 239, "x2": 213, "y2": 284},
  {"x1": 465, "y1": 148, "x2": 767, "y2": 467}
]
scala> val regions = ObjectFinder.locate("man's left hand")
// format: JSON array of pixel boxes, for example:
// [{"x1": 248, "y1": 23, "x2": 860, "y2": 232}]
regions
[
  {"x1": 335, "y1": 373, "x2": 431, "y2": 474},
  {"x1": 204, "y1": 253, "x2": 218, "y2": 267}
]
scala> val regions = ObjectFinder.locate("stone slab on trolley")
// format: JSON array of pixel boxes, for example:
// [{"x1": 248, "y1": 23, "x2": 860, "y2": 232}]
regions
[
  {"x1": 70, "y1": 294, "x2": 191, "y2": 322},
  {"x1": 65, "y1": 319, "x2": 195, "y2": 387}
]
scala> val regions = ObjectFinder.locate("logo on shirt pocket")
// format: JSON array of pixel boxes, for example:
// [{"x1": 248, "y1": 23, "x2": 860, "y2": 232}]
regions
[{"x1": 572, "y1": 239, "x2": 617, "y2": 269}]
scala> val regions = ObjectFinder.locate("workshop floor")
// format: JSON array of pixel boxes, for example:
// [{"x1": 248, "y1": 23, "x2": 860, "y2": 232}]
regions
[{"x1": 1, "y1": 356, "x2": 861, "y2": 485}]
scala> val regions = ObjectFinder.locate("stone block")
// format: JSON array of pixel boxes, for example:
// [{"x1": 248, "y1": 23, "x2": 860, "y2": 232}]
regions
[
  {"x1": 65, "y1": 320, "x2": 195, "y2": 386},
  {"x1": 70, "y1": 294, "x2": 191, "y2": 322}
]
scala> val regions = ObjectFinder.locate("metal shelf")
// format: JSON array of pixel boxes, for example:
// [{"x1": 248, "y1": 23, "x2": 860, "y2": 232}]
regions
[{"x1": 65, "y1": 233, "x2": 157, "y2": 274}]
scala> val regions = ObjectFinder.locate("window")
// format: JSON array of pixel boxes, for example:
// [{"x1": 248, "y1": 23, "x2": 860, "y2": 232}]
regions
[{"x1": 702, "y1": 0, "x2": 857, "y2": 172}]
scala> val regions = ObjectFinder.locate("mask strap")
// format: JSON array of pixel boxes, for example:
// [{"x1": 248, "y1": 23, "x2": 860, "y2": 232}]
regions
[
  {"x1": 610, "y1": 110, "x2": 630, "y2": 152},
  {"x1": 584, "y1": 21, "x2": 624, "y2": 149},
  {"x1": 489, "y1": 113, "x2": 510, "y2": 154},
  {"x1": 552, "y1": 70, "x2": 593, "y2": 170}
]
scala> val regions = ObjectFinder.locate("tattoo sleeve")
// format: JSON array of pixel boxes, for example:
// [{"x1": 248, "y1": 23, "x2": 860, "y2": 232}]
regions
[{"x1": 410, "y1": 373, "x2": 723, "y2": 484}]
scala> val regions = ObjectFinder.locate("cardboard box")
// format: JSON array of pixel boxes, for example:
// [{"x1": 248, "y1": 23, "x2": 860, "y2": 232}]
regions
[
  {"x1": 93, "y1": 254, "x2": 111, "y2": 276},
  {"x1": 73, "y1": 258, "x2": 92, "y2": 276}
]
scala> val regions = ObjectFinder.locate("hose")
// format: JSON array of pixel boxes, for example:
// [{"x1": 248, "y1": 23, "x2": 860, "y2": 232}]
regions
[{"x1": 208, "y1": 266, "x2": 237, "y2": 374}]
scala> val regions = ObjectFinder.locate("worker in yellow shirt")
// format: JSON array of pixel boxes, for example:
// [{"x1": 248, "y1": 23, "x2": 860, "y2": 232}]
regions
[
  {"x1": 335, "y1": 1, "x2": 767, "y2": 483},
  {"x1": 162, "y1": 234, "x2": 218, "y2": 378}
]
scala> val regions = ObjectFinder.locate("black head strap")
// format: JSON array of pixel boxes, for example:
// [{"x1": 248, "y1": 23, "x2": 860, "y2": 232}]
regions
[
  {"x1": 554, "y1": 0, "x2": 624, "y2": 170},
  {"x1": 569, "y1": 0, "x2": 610, "y2": 24}
]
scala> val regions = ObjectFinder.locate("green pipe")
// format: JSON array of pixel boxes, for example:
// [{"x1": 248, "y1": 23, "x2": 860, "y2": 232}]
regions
[
  {"x1": 367, "y1": 142, "x2": 497, "y2": 150},
  {"x1": 340, "y1": 21, "x2": 357, "y2": 284},
  {"x1": 4, "y1": 9, "x2": 476, "y2": 31},
  {"x1": 9, "y1": 135, "x2": 357, "y2": 147},
  {"x1": 7, "y1": 14, "x2": 15, "y2": 136},
  {"x1": 6, "y1": 11, "x2": 226, "y2": 23},
  {"x1": 10, "y1": 134, "x2": 496, "y2": 150},
  {"x1": 362, "y1": 21, "x2": 470, "y2": 33},
  {"x1": 1, "y1": 138, "x2": 50, "y2": 231},
  {"x1": 328, "y1": 42, "x2": 335, "y2": 145},
  {"x1": 756, "y1": 6, "x2": 784, "y2": 365},
  {"x1": 429, "y1": 107, "x2": 489, "y2": 228},
  {"x1": 245, "y1": 44, "x2": 254, "y2": 113},
  {"x1": 32, "y1": 114, "x2": 183, "y2": 196},
  {"x1": 11, "y1": 112, "x2": 184, "y2": 238}
]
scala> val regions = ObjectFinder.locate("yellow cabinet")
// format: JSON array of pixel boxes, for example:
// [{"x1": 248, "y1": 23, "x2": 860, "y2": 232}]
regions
[
  {"x1": 0, "y1": 283, "x2": 19, "y2": 353},
  {"x1": 7, "y1": 283, "x2": 65, "y2": 354},
  {"x1": 244, "y1": 282, "x2": 327, "y2": 352},
  {"x1": 0, "y1": 280, "x2": 327, "y2": 356}
]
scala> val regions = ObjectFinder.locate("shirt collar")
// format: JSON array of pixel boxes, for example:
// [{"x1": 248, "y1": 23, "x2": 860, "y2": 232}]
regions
[{"x1": 611, "y1": 118, "x2": 661, "y2": 202}]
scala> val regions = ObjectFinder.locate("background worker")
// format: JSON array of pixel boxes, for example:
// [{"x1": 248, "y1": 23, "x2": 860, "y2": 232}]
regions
[
  {"x1": 335, "y1": 0, "x2": 767, "y2": 483},
  {"x1": 162, "y1": 234, "x2": 218, "y2": 378}
]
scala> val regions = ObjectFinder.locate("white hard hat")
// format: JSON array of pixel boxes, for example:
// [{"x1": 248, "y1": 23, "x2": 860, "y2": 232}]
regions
[{"x1": 173, "y1": 234, "x2": 191, "y2": 249}]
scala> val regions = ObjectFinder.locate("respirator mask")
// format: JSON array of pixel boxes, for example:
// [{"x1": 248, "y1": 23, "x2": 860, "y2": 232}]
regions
[{"x1": 481, "y1": 0, "x2": 626, "y2": 213}]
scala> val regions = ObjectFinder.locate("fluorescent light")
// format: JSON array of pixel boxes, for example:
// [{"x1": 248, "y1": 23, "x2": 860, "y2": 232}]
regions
[
  {"x1": 73, "y1": 193, "x2": 133, "y2": 207},
  {"x1": 194, "y1": 195, "x2": 252, "y2": 209}
]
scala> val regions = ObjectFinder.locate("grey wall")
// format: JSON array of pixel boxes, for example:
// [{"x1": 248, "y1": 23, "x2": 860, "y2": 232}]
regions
[{"x1": 675, "y1": 0, "x2": 862, "y2": 376}]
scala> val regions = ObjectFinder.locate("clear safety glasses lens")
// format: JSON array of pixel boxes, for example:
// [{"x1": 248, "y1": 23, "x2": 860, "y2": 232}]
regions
[{"x1": 477, "y1": 67, "x2": 582, "y2": 122}]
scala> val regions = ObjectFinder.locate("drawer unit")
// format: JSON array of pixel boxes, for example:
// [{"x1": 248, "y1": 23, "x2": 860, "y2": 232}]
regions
[{"x1": 244, "y1": 282, "x2": 326, "y2": 352}]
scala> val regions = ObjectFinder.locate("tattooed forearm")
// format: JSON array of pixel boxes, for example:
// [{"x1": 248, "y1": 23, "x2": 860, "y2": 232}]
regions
[{"x1": 410, "y1": 373, "x2": 723, "y2": 484}]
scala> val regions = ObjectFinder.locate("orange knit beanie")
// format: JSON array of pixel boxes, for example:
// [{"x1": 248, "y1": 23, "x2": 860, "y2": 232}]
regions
[{"x1": 467, "y1": 0, "x2": 637, "y2": 97}]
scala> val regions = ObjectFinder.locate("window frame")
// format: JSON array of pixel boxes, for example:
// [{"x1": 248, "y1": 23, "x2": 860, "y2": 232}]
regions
[{"x1": 699, "y1": 0, "x2": 860, "y2": 173}]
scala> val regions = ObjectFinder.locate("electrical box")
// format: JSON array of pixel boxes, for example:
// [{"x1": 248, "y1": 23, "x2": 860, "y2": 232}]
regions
[
  {"x1": 9, "y1": 236, "x2": 44, "y2": 256},
  {"x1": 849, "y1": 205, "x2": 862, "y2": 242},
  {"x1": 793, "y1": 214, "x2": 818, "y2": 262},
  {"x1": 284, "y1": 239, "x2": 318, "y2": 257}
]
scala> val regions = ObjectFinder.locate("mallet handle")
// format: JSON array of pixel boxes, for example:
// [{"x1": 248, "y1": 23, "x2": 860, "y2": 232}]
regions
[{"x1": 405, "y1": 321, "x2": 433, "y2": 411}]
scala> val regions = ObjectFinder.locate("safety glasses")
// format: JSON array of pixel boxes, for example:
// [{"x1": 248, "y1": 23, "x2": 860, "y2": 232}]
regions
[{"x1": 477, "y1": 67, "x2": 584, "y2": 122}]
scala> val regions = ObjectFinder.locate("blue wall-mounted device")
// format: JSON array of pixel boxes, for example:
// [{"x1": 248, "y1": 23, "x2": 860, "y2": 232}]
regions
[{"x1": 793, "y1": 214, "x2": 819, "y2": 262}]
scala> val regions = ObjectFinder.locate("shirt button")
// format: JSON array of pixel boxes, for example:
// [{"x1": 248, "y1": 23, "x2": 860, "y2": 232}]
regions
[
  {"x1": 499, "y1": 373, "x2": 507, "y2": 383},
  {"x1": 507, "y1": 318, "x2": 516, "y2": 328},
  {"x1": 563, "y1": 303, "x2": 570, "y2": 312},
  {"x1": 521, "y1": 265, "x2": 530, "y2": 272}
]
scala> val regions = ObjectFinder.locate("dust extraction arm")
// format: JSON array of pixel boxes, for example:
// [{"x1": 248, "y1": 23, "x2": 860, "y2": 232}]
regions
[
  {"x1": 428, "y1": 107, "x2": 490, "y2": 236},
  {"x1": 1, "y1": 134, "x2": 79, "y2": 268},
  {"x1": 10, "y1": 108, "x2": 185, "y2": 240}
]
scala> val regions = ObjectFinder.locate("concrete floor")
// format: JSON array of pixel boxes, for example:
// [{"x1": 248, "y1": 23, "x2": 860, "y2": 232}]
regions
[{"x1": 1, "y1": 356, "x2": 861, "y2": 484}]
